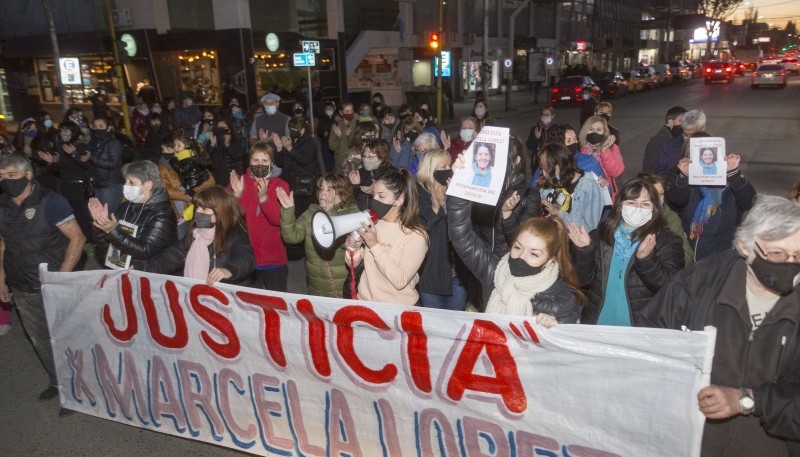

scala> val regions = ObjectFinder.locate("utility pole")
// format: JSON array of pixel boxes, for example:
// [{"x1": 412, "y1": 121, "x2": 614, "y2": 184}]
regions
[
  {"x1": 42, "y1": 0, "x2": 69, "y2": 114},
  {"x1": 506, "y1": 0, "x2": 531, "y2": 111},
  {"x1": 104, "y1": 0, "x2": 132, "y2": 135},
  {"x1": 435, "y1": 0, "x2": 444, "y2": 124},
  {"x1": 481, "y1": 0, "x2": 489, "y2": 97}
]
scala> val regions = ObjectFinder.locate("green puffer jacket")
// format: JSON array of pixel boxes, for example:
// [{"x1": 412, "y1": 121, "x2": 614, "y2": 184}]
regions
[{"x1": 281, "y1": 203, "x2": 360, "y2": 297}]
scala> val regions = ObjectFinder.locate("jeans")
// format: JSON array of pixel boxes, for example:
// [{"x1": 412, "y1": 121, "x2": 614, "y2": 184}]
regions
[
  {"x1": 13, "y1": 289, "x2": 58, "y2": 386},
  {"x1": 94, "y1": 184, "x2": 124, "y2": 215},
  {"x1": 419, "y1": 276, "x2": 468, "y2": 311}
]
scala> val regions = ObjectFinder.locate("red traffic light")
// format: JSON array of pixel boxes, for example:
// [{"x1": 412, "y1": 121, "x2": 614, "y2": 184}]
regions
[{"x1": 428, "y1": 33, "x2": 440, "y2": 50}]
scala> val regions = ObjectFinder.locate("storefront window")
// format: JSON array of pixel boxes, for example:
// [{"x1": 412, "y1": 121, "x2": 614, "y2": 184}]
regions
[
  {"x1": 0, "y1": 69, "x2": 13, "y2": 122},
  {"x1": 36, "y1": 56, "x2": 122, "y2": 105},
  {"x1": 176, "y1": 49, "x2": 221, "y2": 105},
  {"x1": 252, "y1": 51, "x2": 326, "y2": 104}
]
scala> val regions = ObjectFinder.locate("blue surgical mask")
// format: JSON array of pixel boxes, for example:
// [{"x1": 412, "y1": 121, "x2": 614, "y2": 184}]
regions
[
  {"x1": 24, "y1": 129, "x2": 38, "y2": 138},
  {"x1": 415, "y1": 152, "x2": 424, "y2": 163},
  {"x1": 265, "y1": 106, "x2": 277, "y2": 115},
  {"x1": 233, "y1": 110, "x2": 243, "y2": 119},
  {"x1": 43, "y1": 119, "x2": 53, "y2": 129},
  {"x1": 197, "y1": 131, "x2": 211, "y2": 144}
]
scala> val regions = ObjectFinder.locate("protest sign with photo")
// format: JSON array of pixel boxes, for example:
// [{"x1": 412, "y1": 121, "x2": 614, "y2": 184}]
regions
[
  {"x1": 689, "y1": 137, "x2": 727, "y2": 186},
  {"x1": 446, "y1": 126, "x2": 509, "y2": 206}
]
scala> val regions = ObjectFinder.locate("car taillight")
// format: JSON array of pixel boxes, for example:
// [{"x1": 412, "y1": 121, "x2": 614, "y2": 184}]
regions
[
  {"x1": 725, "y1": 67, "x2": 732, "y2": 72},
  {"x1": 575, "y1": 87, "x2": 583, "y2": 93},
  {"x1": 552, "y1": 88, "x2": 559, "y2": 94},
  {"x1": 753, "y1": 72, "x2": 759, "y2": 77},
  {"x1": 780, "y1": 71, "x2": 786, "y2": 76},
  {"x1": 705, "y1": 68, "x2": 711, "y2": 73}
]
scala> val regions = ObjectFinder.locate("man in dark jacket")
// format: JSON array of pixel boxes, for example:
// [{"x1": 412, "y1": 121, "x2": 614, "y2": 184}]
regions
[
  {"x1": 639, "y1": 196, "x2": 800, "y2": 457},
  {"x1": 655, "y1": 109, "x2": 705, "y2": 177},
  {"x1": 642, "y1": 106, "x2": 685, "y2": 174},
  {"x1": 0, "y1": 154, "x2": 86, "y2": 404},
  {"x1": 85, "y1": 117, "x2": 124, "y2": 214}
]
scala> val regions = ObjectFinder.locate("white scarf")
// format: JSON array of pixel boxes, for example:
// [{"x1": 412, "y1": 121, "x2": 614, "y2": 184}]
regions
[{"x1": 486, "y1": 254, "x2": 560, "y2": 317}]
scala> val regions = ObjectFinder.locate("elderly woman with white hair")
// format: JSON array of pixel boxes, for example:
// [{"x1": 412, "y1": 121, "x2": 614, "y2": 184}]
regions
[
  {"x1": 89, "y1": 160, "x2": 178, "y2": 271},
  {"x1": 407, "y1": 132, "x2": 439, "y2": 177},
  {"x1": 640, "y1": 195, "x2": 800, "y2": 456}
]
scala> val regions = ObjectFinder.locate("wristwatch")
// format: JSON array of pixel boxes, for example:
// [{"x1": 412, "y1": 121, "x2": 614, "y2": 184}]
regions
[{"x1": 739, "y1": 388, "x2": 755, "y2": 415}]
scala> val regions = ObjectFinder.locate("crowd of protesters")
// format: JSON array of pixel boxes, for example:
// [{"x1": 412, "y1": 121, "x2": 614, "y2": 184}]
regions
[{"x1": 1, "y1": 87, "x2": 800, "y2": 456}]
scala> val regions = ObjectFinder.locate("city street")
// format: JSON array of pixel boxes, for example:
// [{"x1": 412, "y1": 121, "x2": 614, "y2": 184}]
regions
[{"x1": 1, "y1": 75, "x2": 799, "y2": 456}]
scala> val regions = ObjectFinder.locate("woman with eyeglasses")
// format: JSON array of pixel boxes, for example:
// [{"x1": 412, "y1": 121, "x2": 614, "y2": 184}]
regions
[{"x1": 568, "y1": 177, "x2": 685, "y2": 326}]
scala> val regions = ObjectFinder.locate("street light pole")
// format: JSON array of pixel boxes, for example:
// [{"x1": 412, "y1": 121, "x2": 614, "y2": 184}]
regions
[
  {"x1": 505, "y1": 0, "x2": 531, "y2": 111},
  {"x1": 42, "y1": 0, "x2": 69, "y2": 114},
  {"x1": 436, "y1": 0, "x2": 444, "y2": 124},
  {"x1": 104, "y1": 0, "x2": 132, "y2": 135}
]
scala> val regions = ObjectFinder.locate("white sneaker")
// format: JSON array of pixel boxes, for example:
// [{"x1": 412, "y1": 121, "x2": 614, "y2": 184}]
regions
[{"x1": 0, "y1": 325, "x2": 10, "y2": 336}]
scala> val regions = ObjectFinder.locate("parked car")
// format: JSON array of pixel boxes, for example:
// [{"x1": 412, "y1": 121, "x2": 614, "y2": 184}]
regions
[
  {"x1": 730, "y1": 60, "x2": 746, "y2": 75},
  {"x1": 651, "y1": 64, "x2": 673, "y2": 86},
  {"x1": 781, "y1": 57, "x2": 799, "y2": 75},
  {"x1": 703, "y1": 61, "x2": 734, "y2": 84},
  {"x1": 593, "y1": 72, "x2": 629, "y2": 98},
  {"x1": 751, "y1": 64, "x2": 787, "y2": 88},
  {"x1": 550, "y1": 76, "x2": 597, "y2": 105},
  {"x1": 636, "y1": 66, "x2": 658, "y2": 90},
  {"x1": 668, "y1": 61, "x2": 691, "y2": 82},
  {"x1": 621, "y1": 71, "x2": 645, "y2": 93}
]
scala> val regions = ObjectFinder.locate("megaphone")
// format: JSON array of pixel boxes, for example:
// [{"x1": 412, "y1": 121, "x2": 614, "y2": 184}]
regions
[{"x1": 312, "y1": 210, "x2": 379, "y2": 249}]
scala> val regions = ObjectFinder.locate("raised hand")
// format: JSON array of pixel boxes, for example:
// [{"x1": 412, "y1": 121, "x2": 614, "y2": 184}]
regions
[
  {"x1": 636, "y1": 233, "x2": 657, "y2": 259},
  {"x1": 348, "y1": 169, "x2": 361, "y2": 185},
  {"x1": 229, "y1": 170, "x2": 244, "y2": 198},
  {"x1": 256, "y1": 178, "x2": 269, "y2": 203},
  {"x1": 275, "y1": 187, "x2": 294, "y2": 209},
  {"x1": 270, "y1": 132, "x2": 283, "y2": 151},
  {"x1": 392, "y1": 136, "x2": 402, "y2": 153},
  {"x1": 567, "y1": 223, "x2": 591, "y2": 248},
  {"x1": 677, "y1": 158, "x2": 691, "y2": 177},
  {"x1": 258, "y1": 129, "x2": 270, "y2": 141},
  {"x1": 280, "y1": 135, "x2": 293, "y2": 151},
  {"x1": 452, "y1": 153, "x2": 466, "y2": 171},
  {"x1": 331, "y1": 124, "x2": 342, "y2": 138},
  {"x1": 501, "y1": 191, "x2": 521, "y2": 219},
  {"x1": 440, "y1": 130, "x2": 451, "y2": 150},
  {"x1": 63, "y1": 143, "x2": 76, "y2": 155}
]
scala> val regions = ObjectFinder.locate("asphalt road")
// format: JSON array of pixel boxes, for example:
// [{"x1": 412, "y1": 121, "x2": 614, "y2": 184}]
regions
[{"x1": 1, "y1": 74, "x2": 799, "y2": 456}]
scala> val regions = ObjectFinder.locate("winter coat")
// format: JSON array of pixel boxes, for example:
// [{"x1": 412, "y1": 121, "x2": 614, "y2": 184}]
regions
[
  {"x1": 655, "y1": 135, "x2": 685, "y2": 177},
  {"x1": 274, "y1": 133, "x2": 320, "y2": 187},
  {"x1": 579, "y1": 144, "x2": 624, "y2": 200},
  {"x1": 639, "y1": 250, "x2": 800, "y2": 457},
  {"x1": 447, "y1": 194, "x2": 581, "y2": 320},
  {"x1": 235, "y1": 167, "x2": 290, "y2": 267},
  {"x1": 280, "y1": 203, "x2": 360, "y2": 297},
  {"x1": 667, "y1": 168, "x2": 756, "y2": 261},
  {"x1": 146, "y1": 226, "x2": 255, "y2": 285},
  {"x1": 447, "y1": 137, "x2": 471, "y2": 163},
  {"x1": 572, "y1": 226, "x2": 685, "y2": 325},
  {"x1": 87, "y1": 134, "x2": 123, "y2": 188},
  {"x1": 417, "y1": 184, "x2": 455, "y2": 296},
  {"x1": 489, "y1": 177, "x2": 543, "y2": 257},
  {"x1": 97, "y1": 188, "x2": 178, "y2": 271},
  {"x1": 209, "y1": 139, "x2": 245, "y2": 187},
  {"x1": 642, "y1": 125, "x2": 673, "y2": 174},
  {"x1": 57, "y1": 141, "x2": 90, "y2": 201}
]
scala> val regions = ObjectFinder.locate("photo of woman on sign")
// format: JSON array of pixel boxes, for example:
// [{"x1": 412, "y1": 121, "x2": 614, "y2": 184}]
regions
[{"x1": 472, "y1": 142, "x2": 494, "y2": 187}]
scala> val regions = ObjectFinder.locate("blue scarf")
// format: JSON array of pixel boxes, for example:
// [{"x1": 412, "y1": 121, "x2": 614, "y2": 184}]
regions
[
  {"x1": 690, "y1": 187, "x2": 723, "y2": 240},
  {"x1": 613, "y1": 225, "x2": 640, "y2": 259}
]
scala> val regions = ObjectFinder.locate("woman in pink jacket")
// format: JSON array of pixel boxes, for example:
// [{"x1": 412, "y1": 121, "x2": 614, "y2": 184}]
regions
[
  {"x1": 578, "y1": 115, "x2": 624, "y2": 201},
  {"x1": 229, "y1": 142, "x2": 290, "y2": 291}
]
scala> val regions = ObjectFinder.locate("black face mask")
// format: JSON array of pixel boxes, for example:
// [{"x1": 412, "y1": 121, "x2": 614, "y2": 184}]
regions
[
  {"x1": 405, "y1": 131, "x2": 419, "y2": 143},
  {"x1": 508, "y1": 256, "x2": 544, "y2": 277},
  {"x1": 586, "y1": 132, "x2": 603, "y2": 146},
  {"x1": 92, "y1": 129, "x2": 109, "y2": 140},
  {"x1": 213, "y1": 127, "x2": 229, "y2": 137},
  {"x1": 750, "y1": 254, "x2": 800, "y2": 296},
  {"x1": 370, "y1": 198, "x2": 395, "y2": 219},
  {"x1": 289, "y1": 130, "x2": 302, "y2": 140},
  {"x1": 251, "y1": 164, "x2": 271, "y2": 179},
  {"x1": 433, "y1": 169, "x2": 454, "y2": 187},
  {"x1": 599, "y1": 113, "x2": 611, "y2": 122},
  {"x1": 194, "y1": 212, "x2": 215, "y2": 229},
  {"x1": 1, "y1": 176, "x2": 30, "y2": 198},
  {"x1": 567, "y1": 143, "x2": 580, "y2": 155},
  {"x1": 671, "y1": 125, "x2": 684, "y2": 138},
  {"x1": 293, "y1": 108, "x2": 304, "y2": 116}
]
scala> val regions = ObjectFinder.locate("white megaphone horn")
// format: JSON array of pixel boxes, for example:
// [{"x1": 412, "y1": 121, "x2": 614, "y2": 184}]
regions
[{"x1": 312, "y1": 210, "x2": 379, "y2": 249}]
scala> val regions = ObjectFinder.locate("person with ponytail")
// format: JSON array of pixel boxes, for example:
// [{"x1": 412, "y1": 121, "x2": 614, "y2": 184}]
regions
[
  {"x1": 568, "y1": 177, "x2": 685, "y2": 326},
  {"x1": 345, "y1": 168, "x2": 429, "y2": 306},
  {"x1": 447, "y1": 189, "x2": 583, "y2": 323}
]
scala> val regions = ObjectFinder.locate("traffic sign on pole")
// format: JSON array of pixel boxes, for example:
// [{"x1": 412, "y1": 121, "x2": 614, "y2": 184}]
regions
[
  {"x1": 545, "y1": 56, "x2": 555, "y2": 69},
  {"x1": 504, "y1": 58, "x2": 513, "y2": 69},
  {"x1": 301, "y1": 40, "x2": 320, "y2": 54},
  {"x1": 293, "y1": 52, "x2": 316, "y2": 67}
]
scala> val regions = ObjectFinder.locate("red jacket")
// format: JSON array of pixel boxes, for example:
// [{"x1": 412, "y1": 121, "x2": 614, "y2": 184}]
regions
[{"x1": 235, "y1": 169, "x2": 290, "y2": 267}]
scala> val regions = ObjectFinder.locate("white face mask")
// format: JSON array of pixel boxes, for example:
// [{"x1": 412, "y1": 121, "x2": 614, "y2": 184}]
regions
[
  {"x1": 541, "y1": 115, "x2": 553, "y2": 125},
  {"x1": 363, "y1": 157, "x2": 381, "y2": 171},
  {"x1": 123, "y1": 185, "x2": 143, "y2": 203},
  {"x1": 621, "y1": 205, "x2": 653, "y2": 229},
  {"x1": 460, "y1": 128, "x2": 475, "y2": 142},
  {"x1": 474, "y1": 107, "x2": 486, "y2": 118},
  {"x1": 325, "y1": 109, "x2": 335, "y2": 117}
]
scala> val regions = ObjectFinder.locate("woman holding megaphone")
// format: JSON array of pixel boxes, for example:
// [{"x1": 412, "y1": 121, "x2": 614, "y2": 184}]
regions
[
  {"x1": 345, "y1": 169, "x2": 428, "y2": 306},
  {"x1": 276, "y1": 174, "x2": 360, "y2": 298}
]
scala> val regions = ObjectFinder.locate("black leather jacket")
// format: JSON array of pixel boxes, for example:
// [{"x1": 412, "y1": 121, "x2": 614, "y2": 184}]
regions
[
  {"x1": 145, "y1": 226, "x2": 255, "y2": 285},
  {"x1": 573, "y1": 226, "x2": 685, "y2": 324},
  {"x1": 87, "y1": 133, "x2": 123, "y2": 188},
  {"x1": 447, "y1": 194, "x2": 581, "y2": 322},
  {"x1": 97, "y1": 188, "x2": 177, "y2": 271}
]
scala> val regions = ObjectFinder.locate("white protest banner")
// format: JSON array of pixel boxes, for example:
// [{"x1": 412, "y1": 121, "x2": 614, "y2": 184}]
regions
[
  {"x1": 446, "y1": 126, "x2": 509, "y2": 206},
  {"x1": 41, "y1": 267, "x2": 715, "y2": 457},
  {"x1": 689, "y1": 137, "x2": 727, "y2": 186}
]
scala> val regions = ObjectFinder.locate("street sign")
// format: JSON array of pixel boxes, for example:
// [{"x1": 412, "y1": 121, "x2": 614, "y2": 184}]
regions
[
  {"x1": 504, "y1": 58, "x2": 513, "y2": 69},
  {"x1": 301, "y1": 40, "x2": 320, "y2": 54},
  {"x1": 59, "y1": 58, "x2": 81, "y2": 85},
  {"x1": 293, "y1": 52, "x2": 316, "y2": 67},
  {"x1": 545, "y1": 56, "x2": 555, "y2": 69},
  {"x1": 434, "y1": 51, "x2": 451, "y2": 77}
]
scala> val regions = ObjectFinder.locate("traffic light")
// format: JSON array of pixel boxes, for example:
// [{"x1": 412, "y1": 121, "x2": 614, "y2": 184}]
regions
[{"x1": 428, "y1": 33, "x2": 440, "y2": 51}]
